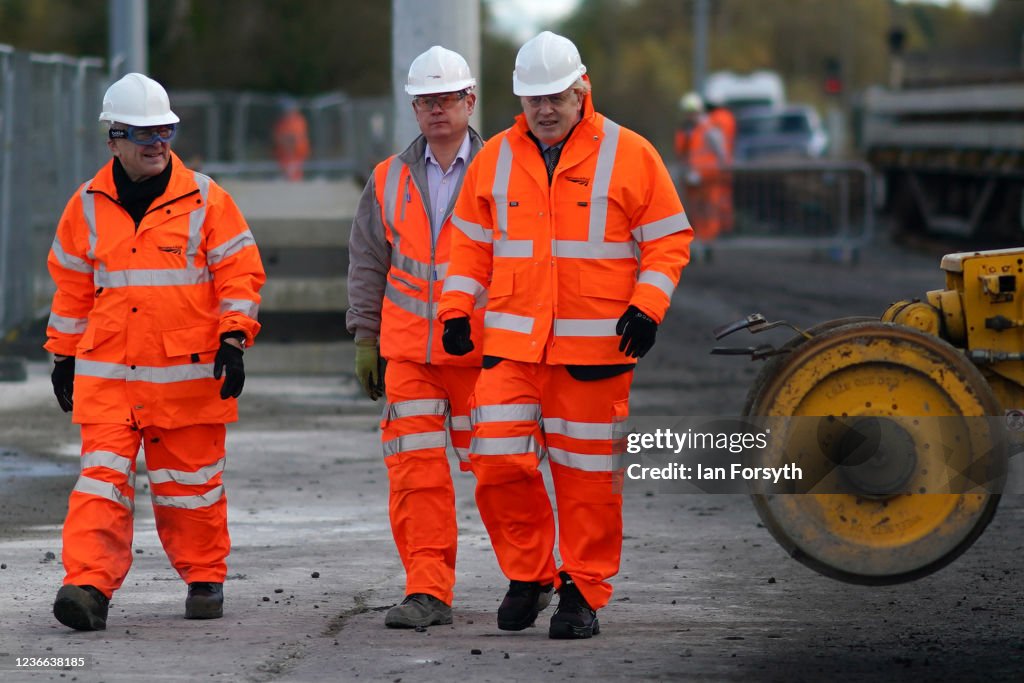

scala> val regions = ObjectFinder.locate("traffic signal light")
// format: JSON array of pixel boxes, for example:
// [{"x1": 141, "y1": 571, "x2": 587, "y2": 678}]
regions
[{"x1": 824, "y1": 57, "x2": 842, "y2": 96}]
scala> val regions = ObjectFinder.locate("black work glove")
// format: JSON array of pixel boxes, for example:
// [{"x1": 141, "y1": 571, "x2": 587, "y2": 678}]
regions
[
  {"x1": 51, "y1": 357, "x2": 75, "y2": 412},
  {"x1": 213, "y1": 339, "x2": 245, "y2": 399},
  {"x1": 616, "y1": 305, "x2": 658, "y2": 358},
  {"x1": 442, "y1": 317, "x2": 474, "y2": 356}
]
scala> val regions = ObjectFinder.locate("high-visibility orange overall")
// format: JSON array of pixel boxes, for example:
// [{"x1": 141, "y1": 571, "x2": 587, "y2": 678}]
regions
[
  {"x1": 438, "y1": 87, "x2": 692, "y2": 609},
  {"x1": 707, "y1": 107, "x2": 736, "y2": 234},
  {"x1": 674, "y1": 117, "x2": 727, "y2": 241},
  {"x1": 45, "y1": 152, "x2": 265, "y2": 597},
  {"x1": 347, "y1": 131, "x2": 485, "y2": 605},
  {"x1": 273, "y1": 109, "x2": 311, "y2": 181}
]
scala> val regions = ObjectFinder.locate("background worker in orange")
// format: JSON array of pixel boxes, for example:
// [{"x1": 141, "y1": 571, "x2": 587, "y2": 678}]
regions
[
  {"x1": 674, "y1": 92, "x2": 728, "y2": 243},
  {"x1": 273, "y1": 98, "x2": 311, "y2": 181},
  {"x1": 705, "y1": 93, "x2": 736, "y2": 234},
  {"x1": 438, "y1": 31, "x2": 692, "y2": 639},
  {"x1": 345, "y1": 46, "x2": 486, "y2": 629},
  {"x1": 45, "y1": 73, "x2": 265, "y2": 631}
]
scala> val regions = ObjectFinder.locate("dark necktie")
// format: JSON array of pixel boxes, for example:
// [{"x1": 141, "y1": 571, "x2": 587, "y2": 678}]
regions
[{"x1": 543, "y1": 145, "x2": 562, "y2": 183}]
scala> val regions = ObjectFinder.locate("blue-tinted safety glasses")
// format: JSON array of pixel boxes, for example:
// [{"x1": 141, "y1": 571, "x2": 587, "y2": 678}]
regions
[{"x1": 108, "y1": 124, "x2": 177, "y2": 145}]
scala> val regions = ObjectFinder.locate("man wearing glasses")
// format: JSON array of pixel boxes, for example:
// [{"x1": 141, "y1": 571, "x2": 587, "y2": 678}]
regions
[
  {"x1": 45, "y1": 72, "x2": 265, "y2": 630},
  {"x1": 346, "y1": 46, "x2": 487, "y2": 628},
  {"x1": 438, "y1": 32, "x2": 692, "y2": 639}
]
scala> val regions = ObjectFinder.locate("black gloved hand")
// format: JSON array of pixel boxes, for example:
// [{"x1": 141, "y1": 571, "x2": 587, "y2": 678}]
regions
[
  {"x1": 51, "y1": 357, "x2": 75, "y2": 412},
  {"x1": 616, "y1": 305, "x2": 658, "y2": 358},
  {"x1": 442, "y1": 317, "x2": 474, "y2": 356},
  {"x1": 213, "y1": 340, "x2": 245, "y2": 399}
]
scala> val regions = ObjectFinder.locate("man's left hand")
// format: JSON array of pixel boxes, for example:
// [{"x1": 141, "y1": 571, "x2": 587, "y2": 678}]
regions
[
  {"x1": 214, "y1": 338, "x2": 245, "y2": 399},
  {"x1": 616, "y1": 305, "x2": 658, "y2": 358}
]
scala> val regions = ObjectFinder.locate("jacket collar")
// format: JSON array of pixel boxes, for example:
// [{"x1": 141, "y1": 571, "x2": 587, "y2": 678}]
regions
[
  {"x1": 398, "y1": 125, "x2": 485, "y2": 168},
  {"x1": 88, "y1": 150, "x2": 198, "y2": 202}
]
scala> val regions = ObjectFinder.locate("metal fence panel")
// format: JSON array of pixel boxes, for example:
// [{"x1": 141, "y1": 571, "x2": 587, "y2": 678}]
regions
[{"x1": 670, "y1": 159, "x2": 875, "y2": 262}]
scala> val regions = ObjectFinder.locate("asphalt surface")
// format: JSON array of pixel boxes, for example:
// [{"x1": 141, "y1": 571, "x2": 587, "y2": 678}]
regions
[{"x1": 0, "y1": 239, "x2": 1021, "y2": 682}]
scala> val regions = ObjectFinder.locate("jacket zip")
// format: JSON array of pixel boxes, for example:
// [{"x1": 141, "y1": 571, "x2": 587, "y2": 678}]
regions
[{"x1": 405, "y1": 169, "x2": 436, "y2": 364}]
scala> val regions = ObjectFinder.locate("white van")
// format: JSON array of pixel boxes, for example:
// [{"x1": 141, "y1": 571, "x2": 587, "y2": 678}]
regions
[{"x1": 704, "y1": 71, "x2": 785, "y2": 113}]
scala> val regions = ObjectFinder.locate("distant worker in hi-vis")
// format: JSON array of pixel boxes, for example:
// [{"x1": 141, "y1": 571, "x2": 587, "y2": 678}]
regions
[
  {"x1": 438, "y1": 32, "x2": 692, "y2": 638},
  {"x1": 345, "y1": 47, "x2": 486, "y2": 628},
  {"x1": 674, "y1": 91, "x2": 728, "y2": 243},
  {"x1": 45, "y1": 73, "x2": 265, "y2": 631}
]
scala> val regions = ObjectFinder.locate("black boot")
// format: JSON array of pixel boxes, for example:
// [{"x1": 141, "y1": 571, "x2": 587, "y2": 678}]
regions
[
  {"x1": 185, "y1": 582, "x2": 223, "y2": 619},
  {"x1": 549, "y1": 573, "x2": 599, "y2": 639},
  {"x1": 53, "y1": 585, "x2": 109, "y2": 631},
  {"x1": 497, "y1": 580, "x2": 554, "y2": 631}
]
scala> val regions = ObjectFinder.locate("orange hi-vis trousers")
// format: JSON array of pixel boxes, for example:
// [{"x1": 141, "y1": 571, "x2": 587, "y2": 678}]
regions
[
  {"x1": 61, "y1": 422, "x2": 230, "y2": 598},
  {"x1": 381, "y1": 360, "x2": 478, "y2": 606},
  {"x1": 469, "y1": 360, "x2": 632, "y2": 611}
]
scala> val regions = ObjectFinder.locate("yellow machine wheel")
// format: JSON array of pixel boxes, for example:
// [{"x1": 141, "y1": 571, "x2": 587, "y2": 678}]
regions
[{"x1": 745, "y1": 321, "x2": 1006, "y2": 585}]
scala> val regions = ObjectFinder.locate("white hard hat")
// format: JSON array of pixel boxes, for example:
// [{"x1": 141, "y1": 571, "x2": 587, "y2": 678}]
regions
[
  {"x1": 99, "y1": 72, "x2": 179, "y2": 126},
  {"x1": 405, "y1": 46, "x2": 476, "y2": 95},
  {"x1": 680, "y1": 92, "x2": 704, "y2": 113},
  {"x1": 513, "y1": 31, "x2": 587, "y2": 96}
]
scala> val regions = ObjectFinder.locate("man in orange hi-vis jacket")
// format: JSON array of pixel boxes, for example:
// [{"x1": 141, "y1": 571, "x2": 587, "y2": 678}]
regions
[
  {"x1": 437, "y1": 32, "x2": 692, "y2": 639},
  {"x1": 674, "y1": 92, "x2": 728, "y2": 243},
  {"x1": 44, "y1": 73, "x2": 265, "y2": 631},
  {"x1": 346, "y1": 46, "x2": 487, "y2": 629}
]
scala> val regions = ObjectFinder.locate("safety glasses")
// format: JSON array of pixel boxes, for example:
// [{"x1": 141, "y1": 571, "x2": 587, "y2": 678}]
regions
[
  {"x1": 412, "y1": 91, "x2": 468, "y2": 112},
  {"x1": 108, "y1": 124, "x2": 177, "y2": 145}
]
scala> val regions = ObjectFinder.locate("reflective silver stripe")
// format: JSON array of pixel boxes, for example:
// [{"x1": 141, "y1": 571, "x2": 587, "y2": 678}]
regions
[
  {"x1": 73, "y1": 475, "x2": 133, "y2": 510},
  {"x1": 390, "y1": 399, "x2": 448, "y2": 419},
  {"x1": 392, "y1": 251, "x2": 435, "y2": 281},
  {"x1": 81, "y1": 450, "x2": 133, "y2": 475},
  {"x1": 548, "y1": 447, "x2": 624, "y2": 472},
  {"x1": 382, "y1": 430, "x2": 448, "y2": 457},
  {"x1": 484, "y1": 311, "x2": 534, "y2": 334},
  {"x1": 454, "y1": 446, "x2": 470, "y2": 462},
  {"x1": 152, "y1": 485, "x2": 224, "y2": 509},
  {"x1": 382, "y1": 158, "x2": 406, "y2": 232},
  {"x1": 553, "y1": 240, "x2": 635, "y2": 260},
  {"x1": 450, "y1": 415, "x2": 471, "y2": 432},
  {"x1": 80, "y1": 186, "x2": 98, "y2": 260},
  {"x1": 492, "y1": 138, "x2": 514, "y2": 241},
  {"x1": 188, "y1": 172, "x2": 211, "y2": 259},
  {"x1": 493, "y1": 240, "x2": 533, "y2": 258},
  {"x1": 637, "y1": 270, "x2": 676, "y2": 298},
  {"x1": 452, "y1": 215, "x2": 492, "y2": 244},
  {"x1": 75, "y1": 359, "x2": 214, "y2": 383},
  {"x1": 472, "y1": 403, "x2": 542, "y2": 424},
  {"x1": 472, "y1": 435, "x2": 541, "y2": 457},
  {"x1": 75, "y1": 359, "x2": 126, "y2": 380},
  {"x1": 543, "y1": 418, "x2": 617, "y2": 441},
  {"x1": 385, "y1": 282, "x2": 435, "y2": 319},
  {"x1": 50, "y1": 237, "x2": 93, "y2": 273},
  {"x1": 553, "y1": 318, "x2": 618, "y2": 337},
  {"x1": 148, "y1": 458, "x2": 225, "y2": 486},
  {"x1": 631, "y1": 211, "x2": 691, "y2": 242},
  {"x1": 588, "y1": 119, "x2": 621, "y2": 242},
  {"x1": 442, "y1": 274, "x2": 485, "y2": 299},
  {"x1": 47, "y1": 312, "x2": 89, "y2": 335},
  {"x1": 220, "y1": 298, "x2": 260, "y2": 318},
  {"x1": 207, "y1": 230, "x2": 256, "y2": 266},
  {"x1": 94, "y1": 267, "x2": 213, "y2": 288}
]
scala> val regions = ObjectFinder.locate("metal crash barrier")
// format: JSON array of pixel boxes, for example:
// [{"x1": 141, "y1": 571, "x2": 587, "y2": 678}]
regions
[{"x1": 670, "y1": 160, "x2": 875, "y2": 264}]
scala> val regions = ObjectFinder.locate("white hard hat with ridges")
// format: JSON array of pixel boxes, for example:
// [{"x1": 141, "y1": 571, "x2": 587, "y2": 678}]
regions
[
  {"x1": 405, "y1": 46, "x2": 476, "y2": 95},
  {"x1": 99, "y1": 72, "x2": 179, "y2": 126},
  {"x1": 513, "y1": 31, "x2": 587, "y2": 96}
]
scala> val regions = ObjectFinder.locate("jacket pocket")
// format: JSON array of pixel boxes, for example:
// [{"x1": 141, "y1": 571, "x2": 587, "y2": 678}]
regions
[
  {"x1": 162, "y1": 322, "x2": 220, "y2": 358},
  {"x1": 75, "y1": 325, "x2": 120, "y2": 354},
  {"x1": 579, "y1": 269, "x2": 635, "y2": 301},
  {"x1": 489, "y1": 270, "x2": 514, "y2": 298}
]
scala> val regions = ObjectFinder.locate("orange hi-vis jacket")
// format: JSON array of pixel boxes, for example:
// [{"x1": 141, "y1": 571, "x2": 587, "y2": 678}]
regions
[
  {"x1": 346, "y1": 130, "x2": 485, "y2": 365},
  {"x1": 45, "y1": 152, "x2": 266, "y2": 428},
  {"x1": 437, "y1": 90, "x2": 692, "y2": 365}
]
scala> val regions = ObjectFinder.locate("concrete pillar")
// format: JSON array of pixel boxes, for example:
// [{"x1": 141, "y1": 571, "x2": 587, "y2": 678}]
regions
[
  {"x1": 109, "y1": 0, "x2": 147, "y2": 79},
  {"x1": 392, "y1": 0, "x2": 480, "y2": 151}
]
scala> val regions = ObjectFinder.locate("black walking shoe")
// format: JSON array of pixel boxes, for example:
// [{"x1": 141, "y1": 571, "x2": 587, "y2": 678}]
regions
[
  {"x1": 549, "y1": 573, "x2": 600, "y2": 639},
  {"x1": 497, "y1": 580, "x2": 554, "y2": 631},
  {"x1": 53, "y1": 584, "x2": 109, "y2": 631},
  {"x1": 384, "y1": 593, "x2": 453, "y2": 628},
  {"x1": 185, "y1": 582, "x2": 224, "y2": 619}
]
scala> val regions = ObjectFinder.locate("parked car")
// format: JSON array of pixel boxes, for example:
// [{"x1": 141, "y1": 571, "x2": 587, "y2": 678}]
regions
[{"x1": 734, "y1": 105, "x2": 829, "y2": 161}]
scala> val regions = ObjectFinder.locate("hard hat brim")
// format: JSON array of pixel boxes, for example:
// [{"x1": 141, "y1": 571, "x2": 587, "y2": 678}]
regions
[
  {"x1": 405, "y1": 78, "x2": 476, "y2": 96},
  {"x1": 99, "y1": 110, "x2": 181, "y2": 126},
  {"x1": 512, "y1": 66, "x2": 586, "y2": 97}
]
